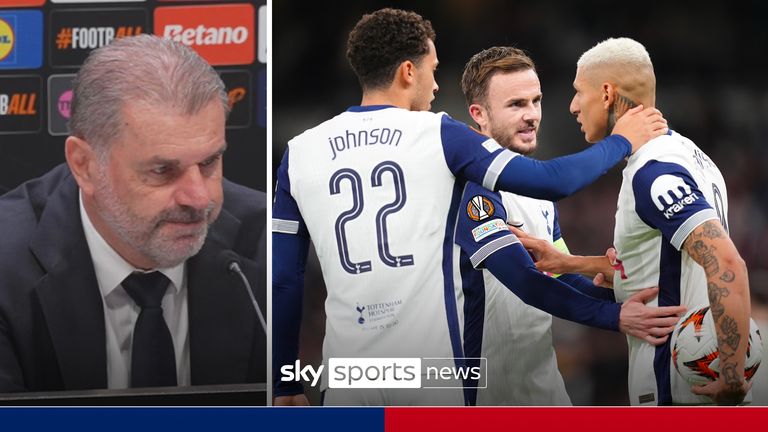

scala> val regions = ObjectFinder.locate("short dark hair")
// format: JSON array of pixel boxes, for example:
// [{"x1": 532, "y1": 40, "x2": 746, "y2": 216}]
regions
[
  {"x1": 346, "y1": 8, "x2": 436, "y2": 90},
  {"x1": 461, "y1": 46, "x2": 536, "y2": 106}
]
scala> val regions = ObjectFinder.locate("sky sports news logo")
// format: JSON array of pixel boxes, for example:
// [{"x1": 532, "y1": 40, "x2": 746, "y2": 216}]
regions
[
  {"x1": 281, "y1": 358, "x2": 487, "y2": 389},
  {"x1": 49, "y1": 8, "x2": 148, "y2": 67},
  {"x1": 155, "y1": 3, "x2": 255, "y2": 66}
]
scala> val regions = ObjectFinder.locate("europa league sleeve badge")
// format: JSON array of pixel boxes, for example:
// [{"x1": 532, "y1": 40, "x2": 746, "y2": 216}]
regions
[{"x1": 467, "y1": 195, "x2": 495, "y2": 222}]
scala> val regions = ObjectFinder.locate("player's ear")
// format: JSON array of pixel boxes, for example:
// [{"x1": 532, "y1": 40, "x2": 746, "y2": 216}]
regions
[
  {"x1": 602, "y1": 82, "x2": 617, "y2": 109},
  {"x1": 65, "y1": 135, "x2": 99, "y2": 196},
  {"x1": 468, "y1": 104, "x2": 488, "y2": 131},
  {"x1": 397, "y1": 60, "x2": 416, "y2": 87}
]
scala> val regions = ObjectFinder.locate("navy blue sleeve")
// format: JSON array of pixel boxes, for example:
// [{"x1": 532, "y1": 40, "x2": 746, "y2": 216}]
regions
[
  {"x1": 485, "y1": 244, "x2": 621, "y2": 331},
  {"x1": 552, "y1": 206, "x2": 562, "y2": 241},
  {"x1": 273, "y1": 148, "x2": 310, "y2": 237},
  {"x1": 454, "y1": 183, "x2": 519, "y2": 267},
  {"x1": 483, "y1": 244, "x2": 621, "y2": 331},
  {"x1": 272, "y1": 232, "x2": 310, "y2": 397},
  {"x1": 496, "y1": 135, "x2": 632, "y2": 201},
  {"x1": 272, "y1": 147, "x2": 311, "y2": 397},
  {"x1": 440, "y1": 115, "x2": 631, "y2": 201},
  {"x1": 632, "y1": 160, "x2": 718, "y2": 250},
  {"x1": 558, "y1": 273, "x2": 617, "y2": 301},
  {"x1": 440, "y1": 115, "x2": 513, "y2": 191}
]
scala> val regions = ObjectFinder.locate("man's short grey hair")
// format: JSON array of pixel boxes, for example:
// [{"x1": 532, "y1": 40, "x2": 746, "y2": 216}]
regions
[
  {"x1": 69, "y1": 34, "x2": 229, "y2": 155},
  {"x1": 577, "y1": 37, "x2": 652, "y2": 70}
]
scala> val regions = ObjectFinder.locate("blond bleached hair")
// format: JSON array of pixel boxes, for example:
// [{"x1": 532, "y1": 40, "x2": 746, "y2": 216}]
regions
[
  {"x1": 576, "y1": 37, "x2": 656, "y2": 106},
  {"x1": 577, "y1": 37, "x2": 652, "y2": 70}
]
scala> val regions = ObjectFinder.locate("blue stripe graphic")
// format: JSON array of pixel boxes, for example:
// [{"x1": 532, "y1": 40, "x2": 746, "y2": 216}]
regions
[{"x1": 0, "y1": 408, "x2": 384, "y2": 431}]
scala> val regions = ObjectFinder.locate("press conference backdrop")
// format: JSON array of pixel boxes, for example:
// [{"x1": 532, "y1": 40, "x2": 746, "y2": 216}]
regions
[{"x1": 0, "y1": 0, "x2": 266, "y2": 194}]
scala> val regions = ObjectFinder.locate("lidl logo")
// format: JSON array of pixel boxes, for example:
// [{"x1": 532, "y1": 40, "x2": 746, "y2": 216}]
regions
[
  {"x1": 0, "y1": 17, "x2": 14, "y2": 62},
  {"x1": 0, "y1": 10, "x2": 43, "y2": 70},
  {"x1": 155, "y1": 4, "x2": 255, "y2": 66},
  {"x1": 0, "y1": 75, "x2": 42, "y2": 134},
  {"x1": 50, "y1": 8, "x2": 148, "y2": 67}
]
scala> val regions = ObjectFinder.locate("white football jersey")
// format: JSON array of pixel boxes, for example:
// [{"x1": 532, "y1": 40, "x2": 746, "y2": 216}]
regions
[
  {"x1": 613, "y1": 130, "x2": 749, "y2": 405},
  {"x1": 474, "y1": 191, "x2": 571, "y2": 406},
  {"x1": 273, "y1": 105, "x2": 515, "y2": 402}
]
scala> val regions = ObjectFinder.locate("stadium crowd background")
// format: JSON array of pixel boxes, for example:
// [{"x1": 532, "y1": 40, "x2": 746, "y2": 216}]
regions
[{"x1": 274, "y1": 0, "x2": 768, "y2": 405}]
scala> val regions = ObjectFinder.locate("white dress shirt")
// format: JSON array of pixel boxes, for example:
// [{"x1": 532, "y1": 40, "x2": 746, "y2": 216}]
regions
[{"x1": 79, "y1": 192, "x2": 191, "y2": 389}]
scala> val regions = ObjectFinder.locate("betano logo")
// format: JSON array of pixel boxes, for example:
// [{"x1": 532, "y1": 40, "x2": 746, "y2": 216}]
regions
[
  {"x1": 0, "y1": 92, "x2": 37, "y2": 116},
  {"x1": 0, "y1": 18, "x2": 14, "y2": 62},
  {"x1": 155, "y1": 4, "x2": 254, "y2": 66},
  {"x1": 163, "y1": 24, "x2": 248, "y2": 46}
]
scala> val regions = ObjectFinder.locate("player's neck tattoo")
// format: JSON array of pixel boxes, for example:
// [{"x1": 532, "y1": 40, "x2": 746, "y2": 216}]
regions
[{"x1": 607, "y1": 94, "x2": 638, "y2": 134}]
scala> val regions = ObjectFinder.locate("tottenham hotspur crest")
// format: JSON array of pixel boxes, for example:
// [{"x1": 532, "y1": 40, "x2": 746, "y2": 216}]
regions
[{"x1": 467, "y1": 195, "x2": 495, "y2": 221}]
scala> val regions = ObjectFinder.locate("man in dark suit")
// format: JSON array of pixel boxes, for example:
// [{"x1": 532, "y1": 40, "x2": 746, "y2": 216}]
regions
[{"x1": 0, "y1": 35, "x2": 266, "y2": 394}]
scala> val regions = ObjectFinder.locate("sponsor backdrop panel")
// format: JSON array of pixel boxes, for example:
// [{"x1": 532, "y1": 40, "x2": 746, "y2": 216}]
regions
[
  {"x1": 0, "y1": 0, "x2": 265, "y2": 195},
  {"x1": 0, "y1": 75, "x2": 42, "y2": 134},
  {"x1": 0, "y1": 9, "x2": 43, "y2": 69}
]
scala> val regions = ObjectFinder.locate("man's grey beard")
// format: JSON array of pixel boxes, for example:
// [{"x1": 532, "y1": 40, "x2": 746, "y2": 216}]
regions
[{"x1": 94, "y1": 168, "x2": 215, "y2": 268}]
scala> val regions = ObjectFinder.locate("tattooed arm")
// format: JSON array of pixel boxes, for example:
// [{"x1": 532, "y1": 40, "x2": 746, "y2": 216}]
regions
[{"x1": 682, "y1": 219, "x2": 751, "y2": 405}]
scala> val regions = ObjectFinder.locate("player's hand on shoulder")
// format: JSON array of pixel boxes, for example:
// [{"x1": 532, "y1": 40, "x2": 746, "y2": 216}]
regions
[
  {"x1": 612, "y1": 105, "x2": 668, "y2": 154},
  {"x1": 691, "y1": 376, "x2": 750, "y2": 405},
  {"x1": 618, "y1": 287, "x2": 687, "y2": 346},
  {"x1": 273, "y1": 394, "x2": 311, "y2": 406}
]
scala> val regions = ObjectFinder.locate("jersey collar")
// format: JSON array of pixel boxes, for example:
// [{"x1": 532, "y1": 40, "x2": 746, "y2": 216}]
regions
[{"x1": 346, "y1": 105, "x2": 396, "y2": 112}]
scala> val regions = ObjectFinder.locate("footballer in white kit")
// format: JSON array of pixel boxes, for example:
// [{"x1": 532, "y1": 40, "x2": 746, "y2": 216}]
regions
[
  {"x1": 474, "y1": 193, "x2": 570, "y2": 406},
  {"x1": 272, "y1": 12, "x2": 668, "y2": 406},
  {"x1": 455, "y1": 45, "x2": 626, "y2": 406},
  {"x1": 613, "y1": 130, "x2": 749, "y2": 405},
  {"x1": 453, "y1": 181, "x2": 636, "y2": 406},
  {"x1": 275, "y1": 107, "x2": 506, "y2": 405},
  {"x1": 273, "y1": 106, "x2": 636, "y2": 405}
]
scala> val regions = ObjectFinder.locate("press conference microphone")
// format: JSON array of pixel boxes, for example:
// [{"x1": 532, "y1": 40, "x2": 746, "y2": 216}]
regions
[{"x1": 221, "y1": 250, "x2": 267, "y2": 335}]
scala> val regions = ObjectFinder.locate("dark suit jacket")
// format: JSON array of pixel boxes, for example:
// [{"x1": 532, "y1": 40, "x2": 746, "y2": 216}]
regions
[{"x1": 0, "y1": 164, "x2": 267, "y2": 393}]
